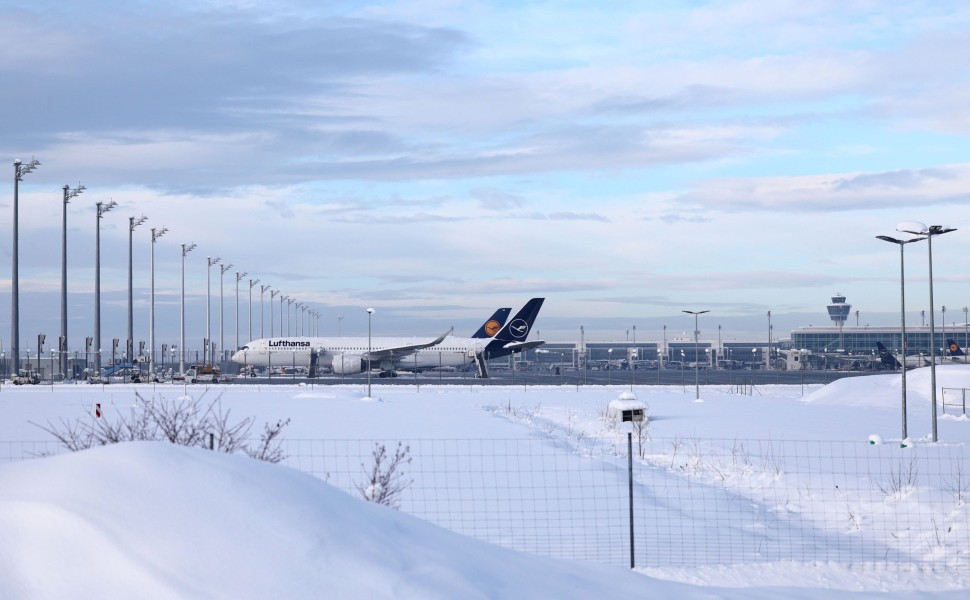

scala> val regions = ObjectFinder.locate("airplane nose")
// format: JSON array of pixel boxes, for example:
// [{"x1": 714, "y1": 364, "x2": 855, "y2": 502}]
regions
[{"x1": 231, "y1": 350, "x2": 244, "y2": 363}]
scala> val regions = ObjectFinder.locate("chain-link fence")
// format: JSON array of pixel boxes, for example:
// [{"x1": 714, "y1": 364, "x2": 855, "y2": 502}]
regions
[{"x1": 4, "y1": 436, "x2": 969, "y2": 570}]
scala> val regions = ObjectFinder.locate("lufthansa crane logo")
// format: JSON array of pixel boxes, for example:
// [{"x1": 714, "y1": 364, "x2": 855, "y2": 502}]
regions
[
  {"x1": 485, "y1": 320, "x2": 501, "y2": 336},
  {"x1": 951, "y1": 343, "x2": 959, "y2": 353},
  {"x1": 508, "y1": 318, "x2": 529, "y2": 339}
]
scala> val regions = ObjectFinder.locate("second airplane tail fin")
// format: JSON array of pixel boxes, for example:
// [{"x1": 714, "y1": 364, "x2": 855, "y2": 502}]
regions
[
  {"x1": 471, "y1": 308, "x2": 512, "y2": 339},
  {"x1": 947, "y1": 339, "x2": 966, "y2": 357}
]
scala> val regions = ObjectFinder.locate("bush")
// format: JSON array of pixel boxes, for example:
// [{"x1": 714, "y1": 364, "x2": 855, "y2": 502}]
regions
[{"x1": 32, "y1": 391, "x2": 290, "y2": 463}]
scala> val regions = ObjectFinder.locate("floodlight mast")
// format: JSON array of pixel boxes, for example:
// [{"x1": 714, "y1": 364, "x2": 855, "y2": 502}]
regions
[
  {"x1": 896, "y1": 222, "x2": 956, "y2": 443},
  {"x1": 219, "y1": 263, "x2": 232, "y2": 363},
  {"x1": 876, "y1": 233, "x2": 925, "y2": 443},
  {"x1": 60, "y1": 182, "x2": 84, "y2": 379},
  {"x1": 682, "y1": 309, "x2": 709, "y2": 400},
  {"x1": 150, "y1": 226, "x2": 168, "y2": 379},
  {"x1": 11, "y1": 158, "x2": 41, "y2": 376},
  {"x1": 94, "y1": 199, "x2": 117, "y2": 375},
  {"x1": 180, "y1": 243, "x2": 197, "y2": 374},
  {"x1": 235, "y1": 271, "x2": 247, "y2": 350},
  {"x1": 128, "y1": 215, "x2": 148, "y2": 367}
]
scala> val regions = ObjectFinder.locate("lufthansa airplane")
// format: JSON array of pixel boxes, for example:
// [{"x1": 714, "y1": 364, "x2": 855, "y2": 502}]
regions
[{"x1": 231, "y1": 300, "x2": 543, "y2": 378}]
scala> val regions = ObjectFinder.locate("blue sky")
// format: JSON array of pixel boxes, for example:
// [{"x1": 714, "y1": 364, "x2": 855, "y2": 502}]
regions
[{"x1": 1, "y1": 0, "x2": 969, "y2": 351}]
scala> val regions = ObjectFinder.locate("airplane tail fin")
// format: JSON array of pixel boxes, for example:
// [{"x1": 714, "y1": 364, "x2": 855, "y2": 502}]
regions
[
  {"x1": 491, "y1": 298, "x2": 544, "y2": 343},
  {"x1": 876, "y1": 342, "x2": 902, "y2": 369},
  {"x1": 947, "y1": 339, "x2": 966, "y2": 357},
  {"x1": 471, "y1": 308, "x2": 512, "y2": 338}
]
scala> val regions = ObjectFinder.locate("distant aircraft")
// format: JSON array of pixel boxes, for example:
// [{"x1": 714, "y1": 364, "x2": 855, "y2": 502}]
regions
[
  {"x1": 946, "y1": 339, "x2": 967, "y2": 361},
  {"x1": 231, "y1": 299, "x2": 544, "y2": 378},
  {"x1": 876, "y1": 342, "x2": 929, "y2": 369}
]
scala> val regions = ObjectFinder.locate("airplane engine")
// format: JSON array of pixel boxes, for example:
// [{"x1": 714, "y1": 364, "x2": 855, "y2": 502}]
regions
[{"x1": 331, "y1": 354, "x2": 365, "y2": 375}]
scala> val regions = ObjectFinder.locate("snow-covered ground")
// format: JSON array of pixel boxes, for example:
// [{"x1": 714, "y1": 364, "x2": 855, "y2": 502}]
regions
[{"x1": 2, "y1": 365, "x2": 970, "y2": 598}]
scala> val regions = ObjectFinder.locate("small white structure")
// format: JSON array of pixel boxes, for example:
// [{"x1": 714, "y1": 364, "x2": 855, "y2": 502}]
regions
[{"x1": 608, "y1": 391, "x2": 648, "y2": 423}]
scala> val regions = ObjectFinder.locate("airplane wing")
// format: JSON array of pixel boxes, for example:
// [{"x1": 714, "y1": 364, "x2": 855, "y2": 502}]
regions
[
  {"x1": 501, "y1": 340, "x2": 546, "y2": 352},
  {"x1": 364, "y1": 330, "x2": 450, "y2": 362}
]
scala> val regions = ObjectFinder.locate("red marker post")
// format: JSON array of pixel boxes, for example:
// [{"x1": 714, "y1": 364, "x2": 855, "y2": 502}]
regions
[{"x1": 95, "y1": 403, "x2": 101, "y2": 418}]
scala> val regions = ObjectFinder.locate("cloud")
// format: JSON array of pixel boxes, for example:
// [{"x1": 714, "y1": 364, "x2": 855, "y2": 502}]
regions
[{"x1": 471, "y1": 188, "x2": 524, "y2": 210}]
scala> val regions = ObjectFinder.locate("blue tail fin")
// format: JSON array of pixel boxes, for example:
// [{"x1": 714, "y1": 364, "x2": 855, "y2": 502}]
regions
[
  {"x1": 947, "y1": 339, "x2": 965, "y2": 357},
  {"x1": 471, "y1": 308, "x2": 511, "y2": 338},
  {"x1": 876, "y1": 342, "x2": 901, "y2": 369},
  {"x1": 491, "y1": 298, "x2": 544, "y2": 343}
]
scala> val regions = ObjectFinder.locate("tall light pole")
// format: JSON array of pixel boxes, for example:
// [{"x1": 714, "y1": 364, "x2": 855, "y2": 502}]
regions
[
  {"x1": 128, "y1": 215, "x2": 148, "y2": 367},
  {"x1": 766, "y1": 310, "x2": 772, "y2": 370},
  {"x1": 876, "y1": 233, "x2": 924, "y2": 443},
  {"x1": 964, "y1": 306, "x2": 969, "y2": 364},
  {"x1": 94, "y1": 200, "x2": 117, "y2": 375},
  {"x1": 682, "y1": 309, "x2": 709, "y2": 400},
  {"x1": 270, "y1": 289, "x2": 279, "y2": 336},
  {"x1": 280, "y1": 295, "x2": 287, "y2": 336},
  {"x1": 234, "y1": 271, "x2": 247, "y2": 349},
  {"x1": 11, "y1": 158, "x2": 41, "y2": 375},
  {"x1": 149, "y1": 226, "x2": 168, "y2": 380},
  {"x1": 287, "y1": 297, "x2": 295, "y2": 336},
  {"x1": 367, "y1": 307, "x2": 374, "y2": 397},
  {"x1": 60, "y1": 182, "x2": 84, "y2": 379},
  {"x1": 205, "y1": 256, "x2": 220, "y2": 364},
  {"x1": 219, "y1": 262, "x2": 232, "y2": 363},
  {"x1": 897, "y1": 222, "x2": 956, "y2": 443},
  {"x1": 260, "y1": 284, "x2": 270, "y2": 337},
  {"x1": 180, "y1": 243, "x2": 197, "y2": 374},
  {"x1": 249, "y1": 279, "x2": 263, "y2": 340}
]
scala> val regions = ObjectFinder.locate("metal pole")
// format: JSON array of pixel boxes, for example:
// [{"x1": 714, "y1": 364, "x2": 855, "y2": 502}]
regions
[
  {"x1": 899, "y1": 242, "x2": 909, "y2": 442},
  {"x1": 128, "y1": 216, "x2": 146, "y2": 368},
  {"x1": 367, "y1": 307, "x2": 374, "y2": 397},
  {"x1": 180, "y1": 243, "x2": 196, "y2": 374},
  {"x1": 250, "y1": 279, "x2": 260, "y2": 341},
  {"x1": 628, "y1": 431, "x2": 635, "y2": 569},
  {"x1": 12, "y1": 159, "x2": 40, "y2": 376},
  {"x1": 219, "y1": 263, "x2": 231, "y2": 362},
  {"x1": 927, "y1": 233, "x2": 938, "y2": 442},
  {"x1": 205, "y1": 257, "x2": 219, "y2": 364},
  {"x1": 149, "y1": 227, "x2": 167, "y2": 380},
  {"x1": 235, "y1": 271, "x2": 246, "y2": 349},
  {"x1": 60, "y1": 183, "x2": 84, "y2": 379}
]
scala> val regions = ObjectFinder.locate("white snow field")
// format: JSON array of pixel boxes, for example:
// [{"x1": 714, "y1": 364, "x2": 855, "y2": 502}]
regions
[{"x1": 2, "y1": 364, "x2": 970, "y2": 598}]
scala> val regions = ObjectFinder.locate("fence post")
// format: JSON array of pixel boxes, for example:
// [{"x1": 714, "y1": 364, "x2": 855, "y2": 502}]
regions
[{"x1": 628, "y1": 431, "x2": 635, "y2": 569}]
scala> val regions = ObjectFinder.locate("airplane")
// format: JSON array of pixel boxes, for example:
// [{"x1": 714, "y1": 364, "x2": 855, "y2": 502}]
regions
[
  {"x1": 231, "y1": 299, "x2": 544, "y2": 378},
  {"x1": 946, "y1": 339, "x2": 967, "y2": 362},
  {"x1": 876, "y1": 342, "x2": 929, "y2": 369}
]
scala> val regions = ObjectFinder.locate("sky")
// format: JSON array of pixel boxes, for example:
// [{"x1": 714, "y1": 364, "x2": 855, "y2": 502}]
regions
[{"x1": 2, "y1": 0, "x2": 970, "y2": 351}]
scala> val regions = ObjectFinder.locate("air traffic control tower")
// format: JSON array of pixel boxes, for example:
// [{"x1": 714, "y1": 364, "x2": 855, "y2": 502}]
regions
[{"x1": 827, "y1": 293, "x2": 851, "y2": 350}]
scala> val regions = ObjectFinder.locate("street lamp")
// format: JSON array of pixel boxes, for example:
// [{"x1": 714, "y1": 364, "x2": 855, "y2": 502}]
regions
[
  {"x1": 279, "y1": 295, "x2": 287, "y2": 337},
  {"x1": 897, "y1": 221, "x2": 956, "y2": 443},
  {"x1": 766, "y1": 310, "x2": 771, "y2": 370},
  {"x1": 876, "y1": 233, "x2": 924, "y2": 443},
  {"x1": 249, "y1": 278, "x2": 260, "y2": 340},
  {"x1": 366, "y1": 307, "x2": 375, "y2": 397},
  {"x1": 149, "y1": 226, "x2": 168, "y2": 380},
  {"x1": 219, "y1": 262, "x2": 232, "y2": 363},
  {"x1": 94, "y1": 200, "x2": 117, "y2": 375},
  {"x1": 234, "y1": 271, "x2": 247, "y2": 349},
  {"x1": 287, "y1": 297, "x2": 295, "y2": 336},
  {"x1": 682, "y1": 309, "x2": 709, "y2": 400},
  {"x1": 128, "y1": 215, "x2": 148, "y2": 369},
  {"x1": 205, "y1": 256, "x2": 220, "y2": 364},
  {"x1": 180, "y1": 243, "x2": 197, "y2": 374},
  {"x1": 608, "y1": 348, "x2": 613, "y2": 386},
  {"x1": 60, "y1": 182, "x2": 84, "y2": 379},
  {"x1": 269, "y1": 289, "x2": 279, "y2": 336},
  {"x1": 11, "y1": 158, "x2": 41, "y2": 376},
  {"x1": 260, "y1": 284, "x2": 270, "y2": 338},
  {"x1": 964, "y1": 306, "x2": 969, "y2": 364}
]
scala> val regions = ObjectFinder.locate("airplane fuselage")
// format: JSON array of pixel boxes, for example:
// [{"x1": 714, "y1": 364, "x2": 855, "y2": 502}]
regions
[{"x1": 233, "y1": 335, "x2": 502, "y2": 372}]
